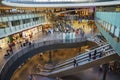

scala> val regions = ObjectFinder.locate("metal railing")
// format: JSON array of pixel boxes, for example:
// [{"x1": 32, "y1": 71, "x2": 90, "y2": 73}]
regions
[
  {"x1": 95, "y1": 21, "x2": 120, "y2": 56},
  {"x1": 0, "y1": 37, "x2": 87, "y2": 79},
  {"x1": 40, "y1": 44, "x2": 116, "y2": 75}
]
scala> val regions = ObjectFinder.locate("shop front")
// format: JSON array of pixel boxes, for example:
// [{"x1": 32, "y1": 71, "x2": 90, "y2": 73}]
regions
[
  {"x1": 37, "y1": 25, "x2": 43, "y2": 32},
  {"x1": 42, "y1": 24, "x2": 53, "y2": 34},
  {"x1": 0, "y1": 37, "x2": 9, "y2": 49},
  {"x1": 11, "y1": 33, "x2": 23, "y2": 44},
  {"x1": 22, "y1": 27, "x2": 38, "y2": 41}
]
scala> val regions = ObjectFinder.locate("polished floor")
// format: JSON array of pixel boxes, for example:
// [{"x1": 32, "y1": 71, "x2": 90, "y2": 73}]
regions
[
  {"x1": 0, "y1": 20, "x2": 99, "y2": 80},
  {"x1": 62, "y1": 66, "x2": 120, "y2": 80},
  {"x1": 0, "y1": 20, "x2": 97, "y2": 71}
]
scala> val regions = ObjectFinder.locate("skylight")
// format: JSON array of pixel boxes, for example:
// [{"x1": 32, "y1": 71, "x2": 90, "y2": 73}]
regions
[{"x1": 5, "y1": 0, "x2": 93, "y2": 2}]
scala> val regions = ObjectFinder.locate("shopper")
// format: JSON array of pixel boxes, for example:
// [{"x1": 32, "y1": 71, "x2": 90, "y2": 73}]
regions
[
  {"x1": 99, "y1": 51, "x2": 103, "y2": 57},
  {"x1": 28, "y1": 74, "x2": 33, "y2": 80},
  {"x1": 40, "y1": 53, "x2": 43, "y2": 57},
  {"x1": 29, "y1": 41, "x2": 32, "y2": 46},
  {"x1": 19, "y1": 41, "x2": 23, "y2": 47},
  {"x1": 5, "y1": 49, "x2": 10, "y2": 56},
  {"x1": 9, "y1": 47, "x2": 13, "y2": 54},
  {"x1": 88, "y1": 52, "x2": 91, "y2": 61},
  {"x1": 93, "y1": 50, "x2": 97, "y2": 59},
  {"x1": 73, "y1": 58, "x2": 78, "y2": 67}
]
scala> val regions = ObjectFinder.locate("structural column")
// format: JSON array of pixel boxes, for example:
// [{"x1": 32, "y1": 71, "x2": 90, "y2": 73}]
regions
[
  {"x1": 49, "y1": 50, "x2": 53, "y2": 63},
  {"x1": 103, "y1": 63, "x2": 109, "y2": 80},
  {"x1": 20, "y1": 20, "x2": 23, "y2": 29},
  {"x1": 8, "y1": 21, "x2": 13, "y2": 32},
  {"x1": 30, "y1": 18, "x2": 33, "y2": 26}
]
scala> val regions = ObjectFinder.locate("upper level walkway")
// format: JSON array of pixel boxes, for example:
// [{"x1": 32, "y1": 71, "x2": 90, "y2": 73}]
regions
[
  {"x1": 0, "y1": 32, "x2": 81, "y2": 71},
  {"x1": 0, "y1": 31, "x2": 98, "y2": 80},
  {"x1": 0, "y1": 30, "x2": 117, "y2": 80}
]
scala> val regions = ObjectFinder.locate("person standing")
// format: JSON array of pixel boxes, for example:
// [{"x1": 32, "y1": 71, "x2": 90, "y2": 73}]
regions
[
  {"x1": 73, "y1": 58, "x2": 77, "y2": 67},
  {"x1": 99, "y1": 51, "x2": 103, "y2": 57},
  {"x1": 93, "y1": 50, "x2": 97, "y2": 59},
  {"x1": 28, "y1": 74, "x2": 33, "y2": 80},
  {"x1": 5, "y1": 49, "x2": 10, "y2": 56},
  {"x1": 89, "y1": 52, "x2": 91, "y2": 61}
]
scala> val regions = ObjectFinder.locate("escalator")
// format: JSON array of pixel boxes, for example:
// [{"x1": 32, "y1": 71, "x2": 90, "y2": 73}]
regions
[{"x1": 36, "y1": 44, "x2": 120, "y2": 78}]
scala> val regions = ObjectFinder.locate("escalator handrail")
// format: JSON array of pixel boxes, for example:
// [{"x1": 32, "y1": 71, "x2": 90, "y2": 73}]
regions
[
  {"x1": 53, "y1": 44, "x2": 110, "y2": 68},
  {"x1": 41, "y1": 44, "x2": 112, "y2": 73},
  {"x1": 49, "y1": 48, "x2": 115, "y2": 74}
]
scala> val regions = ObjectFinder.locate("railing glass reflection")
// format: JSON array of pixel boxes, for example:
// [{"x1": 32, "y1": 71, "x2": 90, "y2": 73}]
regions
[{"x1": 0, "y1": 37, "x2": 86, "y2": 76}]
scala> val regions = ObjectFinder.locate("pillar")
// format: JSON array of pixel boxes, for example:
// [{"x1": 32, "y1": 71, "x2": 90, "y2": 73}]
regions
[
  {"x1": 102, "y1": 63, "x2": 109, "y2": 80},
  {"x1": 8, "y1": 21, "x2": 12, "y2": 32},
  {"x1": 49, "y1": 50, "x2": 52, "y2": 63},
  {"x1": 20, "y1": 20, "x2": 23, "y2": 29},
  {"x1": 30, "y1": 18, "x2": 33, "y2": 26}
]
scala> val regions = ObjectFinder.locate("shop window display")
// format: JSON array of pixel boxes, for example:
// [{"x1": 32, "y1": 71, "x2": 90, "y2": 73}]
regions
[
  {"x1": 37, "y1": 25, "x2": 43, "y2": 32},
  {"x1": 12, "y1": 33, "x2": 23, "y2": 45},
  {"x1": 22, "y1": 27, "x2": 38, "y2": 41},
  {"x1": 0, "y1": 37, "x2": 9, "y2": 49},
  {"x1": 42, "y1": 24, "x2": 53, "y2": 34}
]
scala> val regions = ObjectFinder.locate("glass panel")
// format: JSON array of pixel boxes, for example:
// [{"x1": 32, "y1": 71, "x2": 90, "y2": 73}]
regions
[
  {"x1": 22, "y1": 19, "x2": 31, "y2": 24},
  {"x1": 11, "y1": 20, "x2": 20, "y2": 26},
  {"x1": 0, "y1": 22, "x2": 8, "y2": 28},
  {"x1": 33, "y1": 17, "x2": 39, "y2": 21}
]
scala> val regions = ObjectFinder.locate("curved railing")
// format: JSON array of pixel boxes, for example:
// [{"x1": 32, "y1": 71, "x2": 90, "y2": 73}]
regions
[
  {"x1": 51, "y1": 44, "x2": 110, "y2": 70},
  {"x1": 3, "y1": 0, "x2": 118, "y2": 4},
  {"x1": 0, "y1": 37, "x2": 87, "y2": 80},
  {"x1": 2, "y1": 0, "x2": 120, "y2": 7}
]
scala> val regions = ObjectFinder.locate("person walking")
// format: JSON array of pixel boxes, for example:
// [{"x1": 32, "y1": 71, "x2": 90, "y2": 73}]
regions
[
  {"x1": 5, "y1": 49, "x2": 10, "y2": 56},
  {"x1": 73, "y1": 58, "x2": 77, "y2": 67},
  {"x1": 93, "y1": 50, "x2": 97, "y2": 59},
  {"x1": 99, "y1": 51, "x2": 103, "y2": 57},
  {"x1": 28, "y1": 74, "x2": 33, "y2": 80},
  {"x1": 88, "y1": 52, "x2": 91, "y2": 61}
]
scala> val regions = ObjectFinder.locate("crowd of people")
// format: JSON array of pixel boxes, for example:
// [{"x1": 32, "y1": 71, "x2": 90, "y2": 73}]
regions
[
  {"x1": 5, "y1": 39, "x2": 33, "y2": 57},
  {"x1": 4, "y1": 28, "x2": 85, "y2": 57},
  {"x1": 88, "y1": 48, "x2": 105, "y2": 61}
]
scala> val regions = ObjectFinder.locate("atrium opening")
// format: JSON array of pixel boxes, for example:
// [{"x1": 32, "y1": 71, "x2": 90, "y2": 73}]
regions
[{"x1": 0, "y1": 0, "x2": 120, "y2": 80}]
